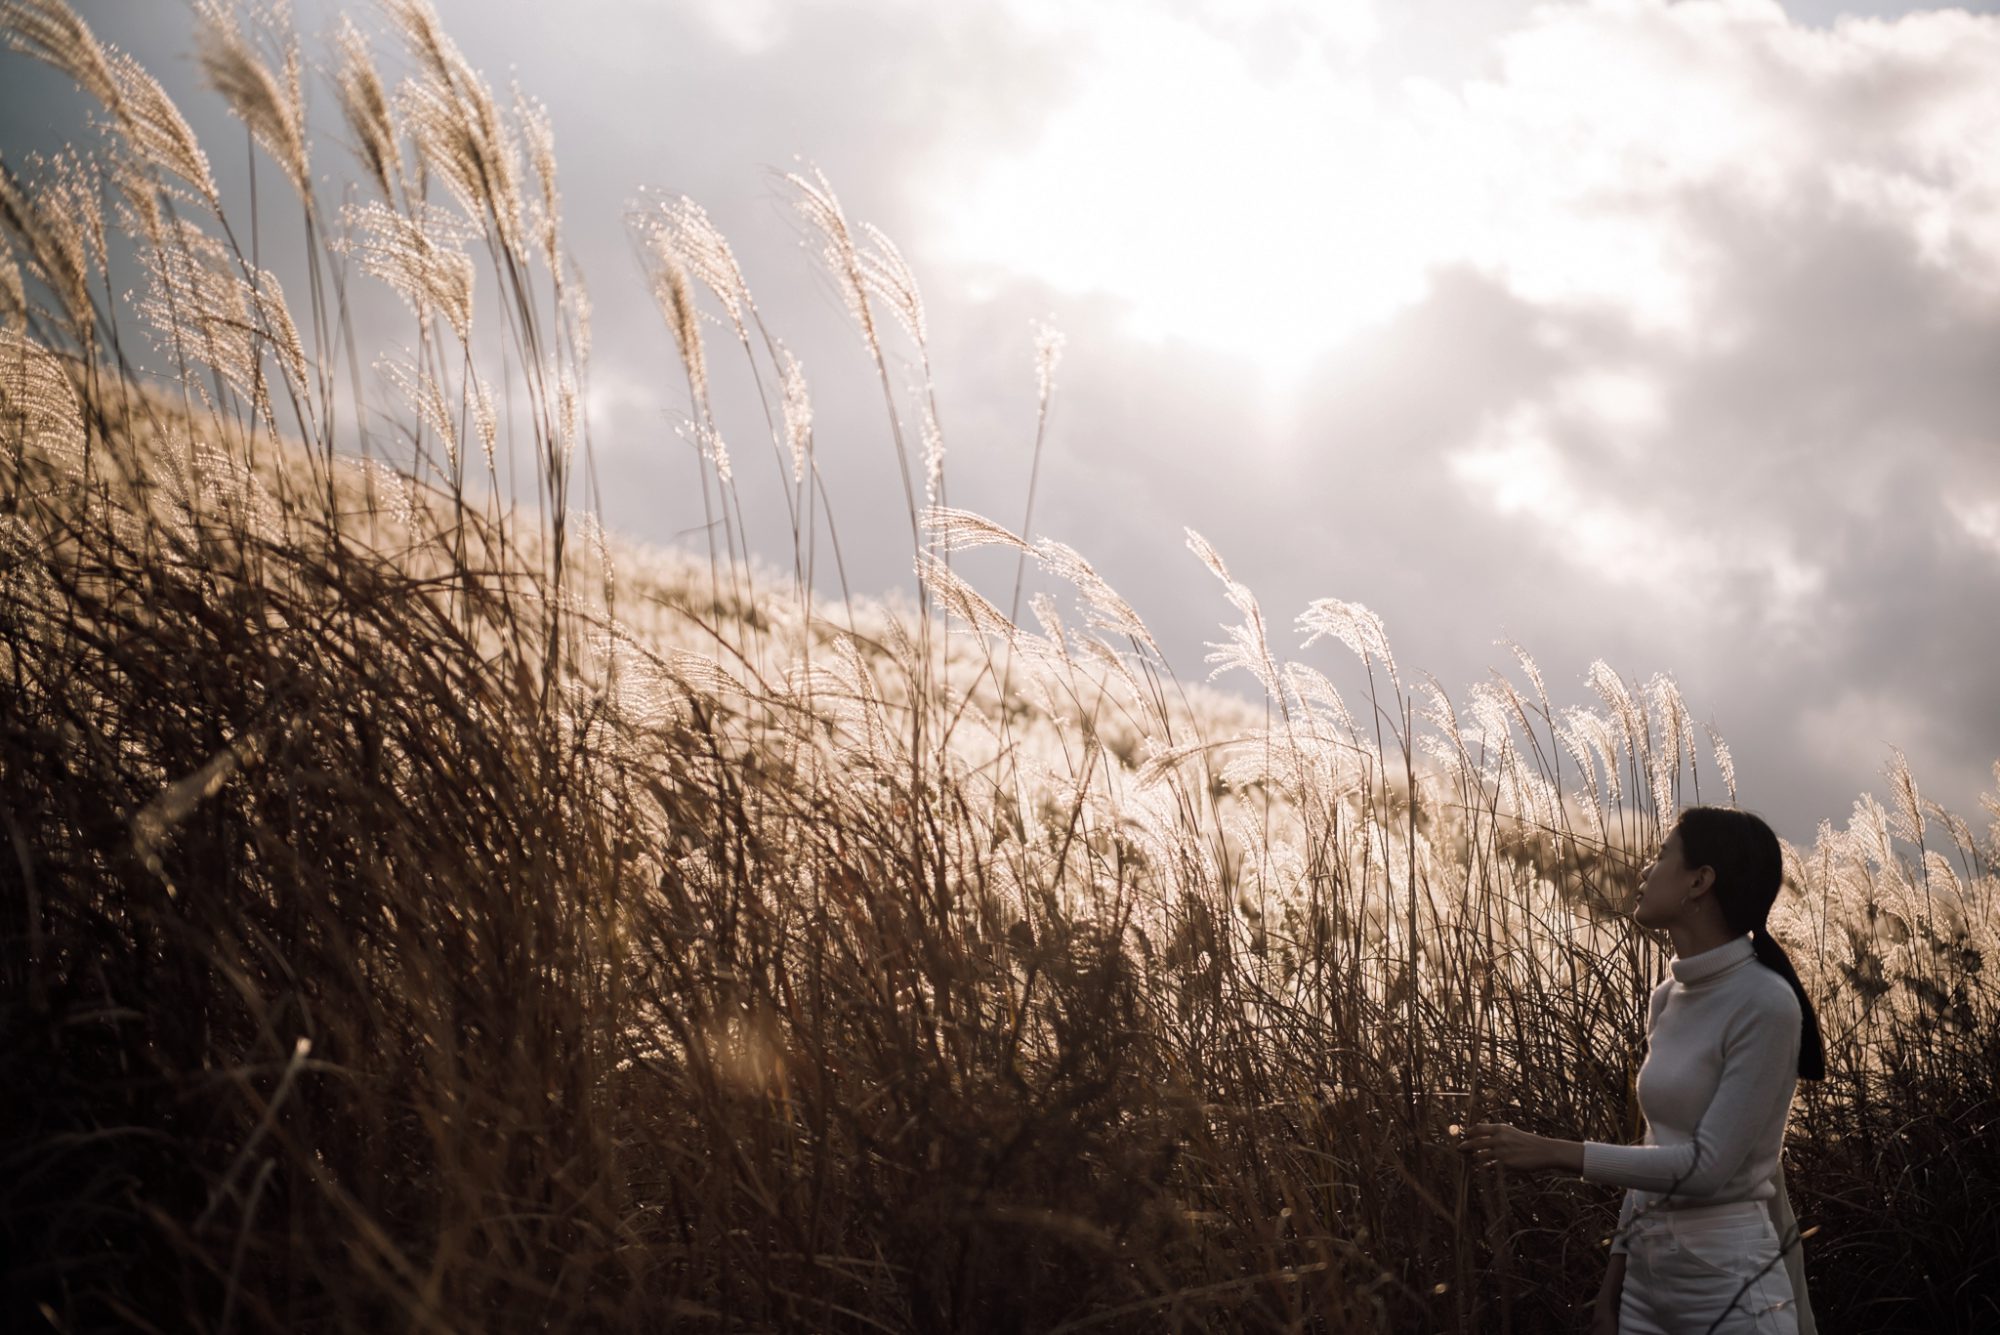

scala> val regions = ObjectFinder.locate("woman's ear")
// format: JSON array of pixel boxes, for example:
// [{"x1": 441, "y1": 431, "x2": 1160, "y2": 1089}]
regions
[{"x1": 1688, "y1": 863, "x2": 1717, "y2": 898}]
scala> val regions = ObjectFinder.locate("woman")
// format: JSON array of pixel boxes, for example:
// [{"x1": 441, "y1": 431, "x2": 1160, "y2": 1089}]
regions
[{"x1": 1462, "y1": 807, "x2": 1823, "y2": 1335}]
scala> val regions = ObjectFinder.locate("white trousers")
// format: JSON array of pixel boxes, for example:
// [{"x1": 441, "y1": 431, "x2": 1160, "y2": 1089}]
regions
[{"x1": 1619, "y1": 1202, "x2": 1801, "y2": 1335}]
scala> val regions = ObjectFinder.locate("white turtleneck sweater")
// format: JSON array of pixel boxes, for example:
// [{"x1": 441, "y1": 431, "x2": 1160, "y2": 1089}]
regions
[{"x1": 1583, "y1": 934, "x2": 1803, "y2": 1246}]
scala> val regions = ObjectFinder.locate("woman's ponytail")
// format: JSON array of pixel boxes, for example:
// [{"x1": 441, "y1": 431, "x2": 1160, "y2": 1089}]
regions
[
  {"x1": 1675, "y1": 806, "x2": 1827, "y2": 1081},
  {"x1": 1748, "y1": 923, "x2": 1826, "y2": 1081}
]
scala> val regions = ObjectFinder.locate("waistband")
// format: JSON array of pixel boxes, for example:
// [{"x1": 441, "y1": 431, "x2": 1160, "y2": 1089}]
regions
[{"x1": 1631, "y1": 1199, "x2": 1769, "y2": 1225}]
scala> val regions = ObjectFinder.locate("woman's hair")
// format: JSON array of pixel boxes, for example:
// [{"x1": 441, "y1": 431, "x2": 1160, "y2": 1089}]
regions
[{"x1": 1673, "y1": 806, "x2": 1826, "y2": 1080}]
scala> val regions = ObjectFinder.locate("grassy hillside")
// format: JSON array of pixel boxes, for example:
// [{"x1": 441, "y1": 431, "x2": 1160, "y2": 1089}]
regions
[{"x1": 2, "y1": 2, "x2": 1996, "y2": 1330}]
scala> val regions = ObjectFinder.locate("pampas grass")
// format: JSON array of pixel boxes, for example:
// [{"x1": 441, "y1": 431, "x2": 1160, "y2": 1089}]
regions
[{"x1": 2, "y1": 4, "x2": 1995, "y2": 1332}]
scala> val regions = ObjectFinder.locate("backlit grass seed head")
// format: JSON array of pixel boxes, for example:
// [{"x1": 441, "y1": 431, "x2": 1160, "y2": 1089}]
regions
[
  {"x1": 647, "y1": 237, "x2": 708, "y2": 412},
  {"x1": 39, "y1": 149, "x2": 105, "y2": 278},
  {"x1": 1029, "y1": 591, "x2": 1069, "y2": 662},
  {"x1": 0, "y1": 329, "x2": 86, "y2": 471},
  {"x1": 1291, "y1": 661, "x2": 1360, "y2": 737},
  {"x1": 1, "y1": 0, "x2": 116, "y2": 106},
  {"x1": 348, "y1": 455, "x2": 416, "y2": 526},
  {"x1": 1298, "y1": 598, "x2": 1398, "y2": 682},
  {"x1": 1705, "y1": 723, "x2": 1737, "y2": 803},
  {"x1": 917, "y1": 550, "x2": 1016, "y2": 643},
  {"x1": 5, "y1": 2, "x2": 215, "y2": 203},
  {"x1": 1034, "y1": 537, "x2": 1159, "y2": 657},
  {"x1": 919, "y1": 389, "x2": 943, "y2": 505},
  {"x1": 470, "y1": 372, "x2": 496, "y2": 471},
  {"x1": 858, "y1": 221, "x2": 924, "y2": 349},
  {"x1": 0, "y1": 159, "x2": 95, "y2": 339},
  {"x1": 787, "y1": 165, "x2": 877, "y2": 354},
  {"x1": 1887, "y1": 748, "x2": 1925, "y2": 845},
  {"x1": 197, "y1": 1, "x2": 308, "y2": 196},
  {"x1": 922, "y1": 505, "x2": 1029, "y2": 555},
  {"x1": 563, "y1": 267, "x2": 591, "y2": 365},
  {"x1": 638, "y1": 193, "x2": 749, "y2": 334},
  {"x1": 0, "y1": 241, "x2": 23, "y2": 329},
  {"x1": 388, "y1": 0, "x2": 525, "y2": 254},
  {"x1": 557, "y1": 365, "x2": 581, "y2": 467},
  {"x1": 1588, "y1": 659, "x2": 1644, "y2": 762},
  {"x1": 777, "y1": 342, "x2": 810, "y2": 483},
  {"x1": 109, "y1": 50, "x2": 220, "y2": 207},
  {"x1": 334, "y1": 16, "x2": 399, "y2": 201},
  {"x1": 378, "y1": 349, "x2": 458, "y2": 471},
  {"x1": 516, "y1": 87, "x2": 560, "y2": 268},
  {"x1": 139, "y1": 219, "x2": 306, "y2": 413},
  {"x1": 339, "y1": 201, "x2": 474, "y2": 343},
  {"x1": 1034, "y1": 318, "x2": 1065, "y2": 405},
  {"x1": 108, "y1": 154, "x2": 165, "y2": 254},
  {"x1": 1206, "y1": 597, "x2": 1280, "y2": 699}
]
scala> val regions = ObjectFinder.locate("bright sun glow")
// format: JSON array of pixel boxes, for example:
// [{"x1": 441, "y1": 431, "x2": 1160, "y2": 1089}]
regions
[
  {"x1": 940, "y1": 1, "x2": 1456, "y2": 387},
  {"x1": 932, "y1": 0, "x2": 2000, "y2": 392}
]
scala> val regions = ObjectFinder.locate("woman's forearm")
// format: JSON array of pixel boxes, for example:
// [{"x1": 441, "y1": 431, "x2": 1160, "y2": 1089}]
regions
[{"x1": 1462, "y1": 1123, "x2": 1586, "y2": 1174}]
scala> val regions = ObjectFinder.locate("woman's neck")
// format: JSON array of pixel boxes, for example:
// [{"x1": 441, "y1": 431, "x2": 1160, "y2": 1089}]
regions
[{"x1": 1668, "y1": 916, "x2": 1740, "y2": 960}]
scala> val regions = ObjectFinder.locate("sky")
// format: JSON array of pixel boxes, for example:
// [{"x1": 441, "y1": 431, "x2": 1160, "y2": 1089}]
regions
[{"x1": 5, "y1": 0, "x2": 1999, "y2": 844}]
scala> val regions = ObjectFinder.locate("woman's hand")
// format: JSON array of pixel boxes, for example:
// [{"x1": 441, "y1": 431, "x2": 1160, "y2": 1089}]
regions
[{"x1": 1460, "y1": 1122, "x2": 1585, "y2": 1175}]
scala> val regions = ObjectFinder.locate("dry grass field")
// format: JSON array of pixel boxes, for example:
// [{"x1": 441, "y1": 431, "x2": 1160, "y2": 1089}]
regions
[{"x1": 2, "y1": 2, "x2": 1995, "y2": 1330}]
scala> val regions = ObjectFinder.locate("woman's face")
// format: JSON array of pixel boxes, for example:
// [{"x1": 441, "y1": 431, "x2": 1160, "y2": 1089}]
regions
[{"x1": 1634, "y1": 828, "x2": 1701, "y2": 929}]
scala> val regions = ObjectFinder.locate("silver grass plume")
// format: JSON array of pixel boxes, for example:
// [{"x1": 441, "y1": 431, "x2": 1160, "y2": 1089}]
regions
[
  {"x1": 109, "y1": 151, "x2": 165, "y2": 254},
  {"x1": 349, "y1": 455, "x2": 416, "y2": 526},
  {"x1": 777, "y1": 342, "x2": 810, "y2": 483},
  {"x1": 1035, "y1": 537, "x2": 1159, "y2": 657},
  {"x1": 564, "y1": 264, "x2": 591, "y2": 365},
  {"x1": 377, "y1": 347, "x2": 458, "y2": 471},
  {"x1": 638, "y1": 193, "x2": 749, "y2": 336},
  {"x1": 139, "y1": 218, "x2": 307, "y2": 416},
  {"x1": 915, "y1": 550, "x2": 1016, "y2": 642},
  {"x1": 1076, "y1": 632, "x2": 1146, "y2": 713},
  {"x1": 922, "y1": 505, "x2": 1029, "y2": 555},
  {"x1": 1289, "y1": 660, "x2": 1360, "y2": 737},
  {"x1": 646, "y1": 233, "x2": 709, "y2": 410},
  {"x1": 1704, "y1": 723, "x2": 1737, "y2": 804},
  {"x1": 1185, "y1": 529, "x2": 1280, "y2": 697},
  {"x1": 4, "y1": 2, "x2": 216, "y2": 203},
  {"x1": 1572, "y1": 705, "x2": 1625, "y2": 803},
  {"x1": 0, "y1": 157, "x2": 95, "y2": 338},
  {"x1": 1, "y1": 0, "x2": 116, "y2": 106},
  {"x1": 1298, "y1": 597, "x2": 1398, "y2": 682},
  {"x1": 1643, "y1": 674, "x2": 1682, "y2": 828},
  {"x1": 786, "y1": 165, "x2": 877, "y2": 357},
  {"x1": 857, "y1": 220, "x2": 924, "y2": 348},
  {"x1": 0, "y1": 328, "x2": 86, "y2": 471},
  {"x1": 386, "y1": 0, "x2": 525, "y2": 255},
  {"x1": 39, "y1": 150, "x2": 105, "y2": 281},
  {"x1": 516, "y1": 87, "x2": 560, "y2": 268},
  {"x1": 196, "y1": 1, "x2": 308, "y2": 196},
  {"x1": 1557, "y1": 710, "x2": 1607, "y2": 833},
  {"x1": 1587, "y1": 660, "x2": 1644, "y2": 773},
  {"x1": 558, "y1": 364, "x2": 580, "y2": 466},
  {"x1": 1033, "y1": 319, "x2": 1065, "y2": 406},
  {"x1": 470, "y1": 371, "x2": 496, "y2": 471},
  {"x1": 918, "y1": 384, "x2": 943, "y2": 506},
  {"x1": 1028, "y1": 592, "x2": 1069, "y2": 665},
  {"x1": 334, "y1": 15, "x2": 400, "y2": 201},
  {"x1": 0, "y1": 238, "x2": 23, "y2": 329},
  {"x1": 110, "y1": 50, "x2": 220, "y2": 206},
  {"x1": 338, "y1": 200, "x2": 474, "y2": 342},
  {"x1": 1887, "y1": 748, "x2": 1925, "y2": 846}
]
